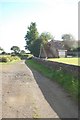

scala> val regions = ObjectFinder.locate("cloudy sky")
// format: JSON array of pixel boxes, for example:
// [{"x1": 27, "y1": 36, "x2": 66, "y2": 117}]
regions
[{"x1": 0, "y1": 0, "x2": 79, "y2": 52}]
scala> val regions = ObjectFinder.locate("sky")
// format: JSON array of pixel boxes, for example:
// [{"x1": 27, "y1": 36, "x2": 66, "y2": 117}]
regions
[{"x1": 0, "y1": 0, "x2": 79, "y2": 52}]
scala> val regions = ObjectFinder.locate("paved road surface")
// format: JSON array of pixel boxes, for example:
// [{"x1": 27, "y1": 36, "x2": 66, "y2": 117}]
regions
[{"x1": 0, "y1": 60, "x2": 78, "y2": 118}]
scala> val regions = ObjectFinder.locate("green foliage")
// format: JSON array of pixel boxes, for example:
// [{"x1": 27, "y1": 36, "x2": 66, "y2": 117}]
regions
[
  {"x1": 39, "y1": 32, "x2": 53, "y2": 45},
  {"x1": 18, "y1": 53, "x2": 33, "y2": 60},
  {"x1": 0, "y1": 47, "x2": 4, "y2": 52},
  {"x1": 20, "y1": 50, "x2": 26, "y2": 54},
  {"x1": 29, "y1": 38, "x2": 41, "y2": 57},
  {"x1": 0, "y1": 57, "x2": 8, "y2": 62},
  {"x1": 72, "y1": 47, "x2": 80, "y2": 52},
  {"x1": 77, "y1": 47, "x2": 80, "y2": 51},
  {"x1": 24, "y1": 22, "x2": 39, "y2": 52},
  {"x1": 25, "y1": 59, "x2": 78, "y2": 100},
  {"x1": 1, "y1": 51, "x2": 6, "y2": 55},
  {"x1": 0, "y1": 47, "x2": 5, "y2": 54},
  {"x1": 24, "y1": 22, "x2": 53, "y2": 57},
  {"x1": 62, "y1": 34, "x2": 75, "y2": 41},
  {"x1": 11, "y1": 46, "x2": 20, "y2": 54},
  {"x1": 26, "y1": 22, "x2": 39, "y2": 42},
  {"x1": 0, "y1": 55, "x2": 21, "y2": 63},
  {"x1": 61, "y1": 34, "x2": 77, "y2": 50}
]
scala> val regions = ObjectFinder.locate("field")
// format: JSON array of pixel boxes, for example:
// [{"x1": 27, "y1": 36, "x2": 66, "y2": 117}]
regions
[{"x1": 48, "y1": 57, "x2": 80, "y2": 66}]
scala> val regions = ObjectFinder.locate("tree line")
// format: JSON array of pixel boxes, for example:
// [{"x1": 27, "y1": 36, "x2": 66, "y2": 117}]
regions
[
  {"x1": 0, "y1": 46, "x2": 26, "y2": 55},
  {"x1": 24, "y1": 22, "x2": 53, "y2": 57},
  {"x1": 24, "y1": 22, "x2": 79, "y2": 57},
  {"x1": 0, "y1": 22, "x2": 79, "y2": 57}
]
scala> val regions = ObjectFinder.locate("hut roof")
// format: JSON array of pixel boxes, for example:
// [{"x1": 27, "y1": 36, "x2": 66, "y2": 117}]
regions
[{"x1": 48, "y1": 40, "x2": 65, "y2": 50}]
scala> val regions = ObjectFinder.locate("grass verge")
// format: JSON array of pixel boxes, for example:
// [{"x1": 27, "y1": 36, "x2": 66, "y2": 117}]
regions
[
  {"x1": 48, "y1": 57, "x2": 80, "y2": 66},
  {"x1": 25, "y1": 59, "x2": 78, "y2": 101}
]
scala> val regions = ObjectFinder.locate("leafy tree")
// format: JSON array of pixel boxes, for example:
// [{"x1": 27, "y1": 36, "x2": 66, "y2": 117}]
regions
[
  {"x1": 78, "y1": 40, "x2": 80, "y2": 47},
  {"x1": 0, "y1": 47, "x2": 4, "y2": 52},
  {"x1": 20, "y1": 50, "x2": 26, "y2": 54},
  {"x1": 31, "y1": 32, "x2": 53, "y2": 57},
  {"x1": 24, "y1": 22, "x2": 53, "y2": 57},
  {"x1": 77, "y1": 47, "x2": 80, "y2": 51},
  {"x1": 71, "y1": 46, "x2": 80, "y2": 53},
  {"x1": 0, "y1": 47, "x2": 5, "y2": 54},
  {"x1": 61, "y1": 34, "x2": 77, "y2": 50},
  {"x1": 39, "y1": 32, "x2": 54, "y2": 56},
  {"x1": 62, "y1": 34, "x2": 75, "y2": 40},
  {"x1": 29, "y1": 38, "x2": 42, "y2": 57},
  {"x1": 1, "y1": 51, "x2": 6, "y2": 55},
  {"x1": 39, "y1": 32, "x2": 53, "y2": 45},
  {"x1": 24, "y1": 22, "x2": 39, "y2": 52},
  {"x1": 11, "y1": 46, "x2": 20, "y2": 54}
]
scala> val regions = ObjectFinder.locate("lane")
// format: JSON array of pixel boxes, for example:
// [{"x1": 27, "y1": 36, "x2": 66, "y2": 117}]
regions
[
  {"x1": 2, "y1": 61, "x2": 59, "y2": 118},
  {"x1": 2, "y1": 60, "x2": 78, "y2": 118},
  {"x1": 31, "y1": 69, "x2": 78, "y2": 118}
]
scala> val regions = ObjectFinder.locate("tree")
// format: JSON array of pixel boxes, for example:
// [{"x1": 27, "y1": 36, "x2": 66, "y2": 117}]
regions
[
  {"x1": 62, "y1": 34, "x2": 75, "y2": 40},
  {"x1": 24, "y1": 22, "x2": 53, "y2": 57},
  {"x1": 24, "y1": 22, "x2": 39, "y2": 53},
  {"x1": 1, "y1": 51, "x2": 6, "y2": 55},
  {"x1": 39, "y1": 32, "x2": 53, "y2": 45},
  {"x1": 61, "y1": 34, "x2": 77, "y2": 50},
  {"x1": 0, "y1": 47, "x2": 5, "y2": 54},
  {"x1": 33, "y1": 32, "x2": 53, "y2": 57},
  {"x1": 29, "y1": 38, "x2": 42, "y2": 57},
  {"x1": 11, "y1": 46, "x2": 20, "y2": 54},
  {"x1": 0, "y1": 47, "x2": 4, "y2": 52},
  {"x1": 20, "y1": 50, "x2": 26, "y2": 54},
  {"x1": 39, "y1": 32, "x2": 54, "y2": 56}
]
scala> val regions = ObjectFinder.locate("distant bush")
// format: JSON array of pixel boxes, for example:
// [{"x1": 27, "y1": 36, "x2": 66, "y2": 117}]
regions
[
  {"x1": 0, "y1": 55, "x2": 21, "y2": 63},
  {"x1": 19, "y1": 53, "x2": 33, "y2": 60},
  {"x1": 1, "y1": 52, "x2": 6, "y2": 55},
  {"x1": 11, "y1": 54, "x2": 16, "y2": 56},
  {"x1": 0, "y1": 57, "x2": 8, "y2": 62}
]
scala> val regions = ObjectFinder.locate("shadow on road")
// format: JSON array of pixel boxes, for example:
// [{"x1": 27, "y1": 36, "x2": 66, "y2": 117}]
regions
[{"x1": 25, "y1": 63, "x2": 78, "y2": 119}]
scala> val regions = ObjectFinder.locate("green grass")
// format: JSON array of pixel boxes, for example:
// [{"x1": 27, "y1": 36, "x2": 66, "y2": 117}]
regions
[
  {"x1": 48, "y1": 57, "x2": 80, "y2": 66},
  {"x1": 25, "y1": 59, "x2": 78, "y2": 101}
]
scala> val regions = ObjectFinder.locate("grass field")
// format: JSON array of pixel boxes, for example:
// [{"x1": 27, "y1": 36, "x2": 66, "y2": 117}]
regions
[{"x1": 48, "y1": 57, "x2": 80, "y2": 66}]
